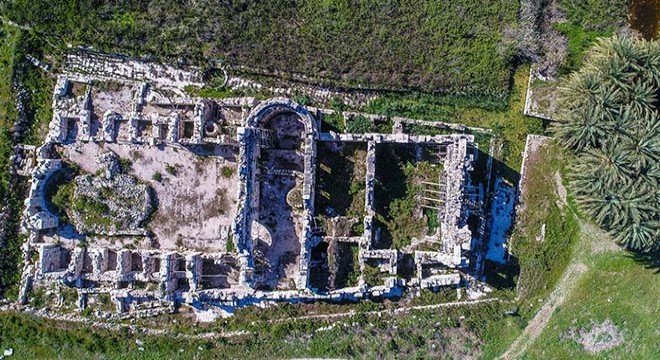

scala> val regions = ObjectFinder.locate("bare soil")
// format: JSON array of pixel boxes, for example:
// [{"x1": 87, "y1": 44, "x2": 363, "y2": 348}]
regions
[
  {"x1": 562, "y1": 319, "x2": 624, "y2": 354},
  {"x1": 59, "y1": 142, "x2": 240, "y2": 250}
]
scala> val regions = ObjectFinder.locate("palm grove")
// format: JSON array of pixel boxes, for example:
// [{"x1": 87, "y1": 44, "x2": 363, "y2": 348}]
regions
[{"x1": 554, "y1": 36, "x2": 659, "y2": 253}]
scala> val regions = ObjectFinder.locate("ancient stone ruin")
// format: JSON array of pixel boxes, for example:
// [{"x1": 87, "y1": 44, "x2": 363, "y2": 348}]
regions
[{"x1": 16, "y1": 52, "x2": 497, "y2": 318}]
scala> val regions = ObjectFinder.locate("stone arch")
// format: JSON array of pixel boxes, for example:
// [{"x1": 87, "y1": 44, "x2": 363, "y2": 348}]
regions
[{"x1": 245, "y1": 98, "x2": 318, "y2": 137}]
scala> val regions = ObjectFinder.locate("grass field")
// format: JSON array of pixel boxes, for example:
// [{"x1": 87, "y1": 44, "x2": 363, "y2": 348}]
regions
[
  {"x1": 0, "y1": 300, "x2": 514, "y2": 359},
  {"x1": 0, "y1": 23, "x2": 23, "y2": 298},
  {"x1": 2, "y1": 0, "x2": 519, "y2": 96},
  {"x1": 524, "y1": 250, "x2": 659, "y2": 359},
  {"x1": 0, "y1": 24, "x2": 20, "y2": 195},
  {"x1": 555, "y1": 0, "x2": 629, "y2": 72}
]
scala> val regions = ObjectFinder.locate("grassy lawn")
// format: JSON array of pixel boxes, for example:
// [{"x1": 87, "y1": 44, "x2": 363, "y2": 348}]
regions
[{"x1": 524, "y1": 250, "x2": 659, "y2": 359}]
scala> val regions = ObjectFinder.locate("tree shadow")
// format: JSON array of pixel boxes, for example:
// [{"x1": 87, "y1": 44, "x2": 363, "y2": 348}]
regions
[
  {"x1": 627, "y1": 250, "x2": 660, "y2": 274},
  {"x1": 478, "y1": 151, "x2": 522, "y2": 290},
  {"x1": 483, "y1": 257, "x2": 520, "y2": 290}
]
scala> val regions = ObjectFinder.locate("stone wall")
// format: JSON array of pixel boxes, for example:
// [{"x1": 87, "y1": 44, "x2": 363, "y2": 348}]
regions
[{"x1": 63, "y1": 51, "x2": 203, "y2": 90}]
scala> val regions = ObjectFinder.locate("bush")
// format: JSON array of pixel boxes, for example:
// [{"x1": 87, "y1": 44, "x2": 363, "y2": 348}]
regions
[
  {"x1": 346, "y1": 115, "x2": 374, "y2": 134},
  {"x1": 165, "y1": 164, "x2": 177, "y2": 176},
  {"x1": 220, "y1": 166, "x2": 234, "y2": 178},
  {"x1": 51, "y1": 181, "x2": 74, "y2": 218}
]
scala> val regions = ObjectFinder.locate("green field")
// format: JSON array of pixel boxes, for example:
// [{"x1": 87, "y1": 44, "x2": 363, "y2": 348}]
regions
[
  {"x1": 525, "y1": 250, "x2": 659, "y2": 359},
  {"x1": 2, "y1": 0, "x2": 519, "y2": 96},
  {"x1": 0, "y1": 23, "x2": 23, "y2": 299}
]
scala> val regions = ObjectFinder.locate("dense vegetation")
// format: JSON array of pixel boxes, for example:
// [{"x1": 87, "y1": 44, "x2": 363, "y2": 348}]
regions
[
  {"x1": 553, "y1": 36, "x2": 659, "y2": 252},
  {"x1": 2, "y1": 0, "x2": 519, "y2": 96},
  {"x1": 0, "y1": 297, "x2": 521, "y2": 359},
  {"x1": 555, "y1": 0, "x2": 629, "y2": 72},
  {"x1": 374, "y1": 145, "x2": 443, "y2": 249},
  {"x1": 0, "y1": 24, "x2": 22, "y2": 298},
  {"x1": 0, "y1": 23, "x2": 52, "y2": 298},
  {"x1": 315, "y1": 142, "x2": 366, "y2": 218}
]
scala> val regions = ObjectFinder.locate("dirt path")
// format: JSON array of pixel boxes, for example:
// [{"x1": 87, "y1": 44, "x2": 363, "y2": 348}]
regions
[
  {"x1": 500, "y1": 261, "x2": 587, "y2": 359},
  {"x1": 500, "y1": 217, "x2": 616, "y2": 360}
]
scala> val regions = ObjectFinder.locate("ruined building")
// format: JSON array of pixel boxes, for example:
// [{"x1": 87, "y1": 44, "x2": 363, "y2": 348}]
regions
[{"x1": 18, "y1": 52, "x2": 486, "y2": 316}]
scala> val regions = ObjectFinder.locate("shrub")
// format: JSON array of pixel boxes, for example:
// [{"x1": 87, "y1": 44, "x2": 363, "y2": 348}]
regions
[
  {"x1": 118, "y1": 158, "x2": 132, "y2": 172},
  {"x1": 165, "y1": 164, "x2": 177, "y2": 176},
  {"x1": 220, "y1": 166, "x2": 234, "y2": 178},
  {"x1": 346, "y1": 115, "x2": 374, "y2": 134}
]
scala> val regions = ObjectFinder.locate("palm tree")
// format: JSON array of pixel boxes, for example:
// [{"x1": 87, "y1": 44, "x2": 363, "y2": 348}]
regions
[
  {"x1": 556, "y1": 35, "x2": 659, "y2": 252},
  {"x1": 574, "y1": 187, "x2": 623, "y2": 230},
  {"x1": 554, "y1": 105, "x2": 616, "y2": 152},
  {"x1": 613, "y1": 221, "x2": 660, "y2": 253},
  {"x1": 572, "y1": 141, "x2": 634, "y2": 188}
]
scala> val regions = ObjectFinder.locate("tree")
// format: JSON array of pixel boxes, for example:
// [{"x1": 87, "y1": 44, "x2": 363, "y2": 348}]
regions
[{"x1": 554, "y1": 35, "x2": 659, "y2": 252}]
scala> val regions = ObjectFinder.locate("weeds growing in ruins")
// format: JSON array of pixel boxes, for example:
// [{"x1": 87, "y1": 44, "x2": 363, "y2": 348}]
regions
[
  {"x1": 220, "y1": 166, "x2": 234, "y2": 179},
  {"x1": 345, "y1": 115, "x2": 373, "y2": 134},
  {"x1": 321, "y1": 113, "x2": 345, "y2": 133},
  {"x1": 365, "y1": 66, "x2": 544, "y2": 170},
  {"x1": 374, "y1": 144, "x2": 442, "y2": 249},
  {"x1": 315, "y1": 143, "x2": 366, "y2": 218}
]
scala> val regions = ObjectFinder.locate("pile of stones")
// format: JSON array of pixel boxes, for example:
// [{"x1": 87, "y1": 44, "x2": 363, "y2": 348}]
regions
[{"x1": 68, "y1": 151, "x2": 153, "y2": 234}]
